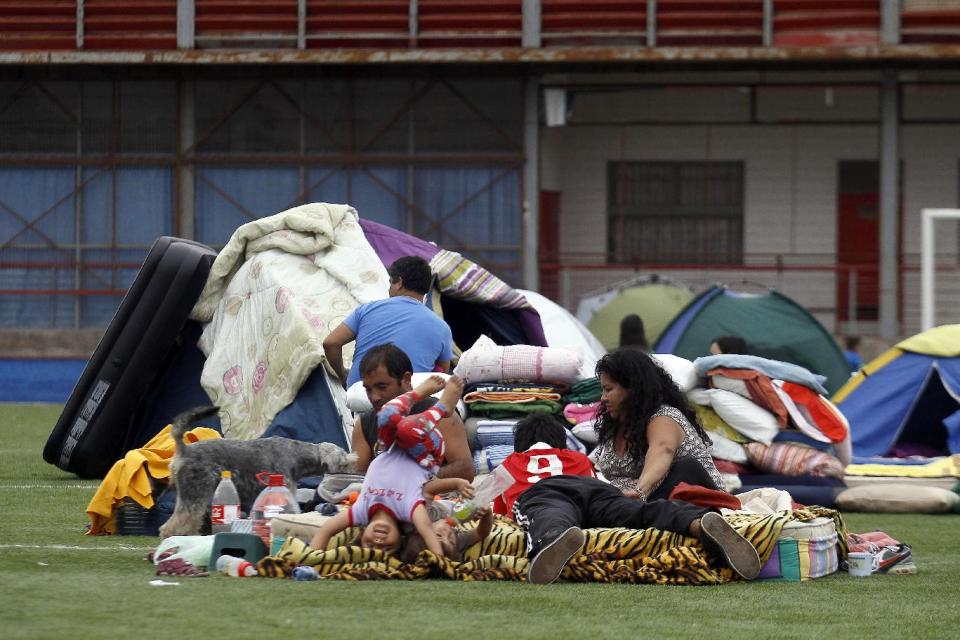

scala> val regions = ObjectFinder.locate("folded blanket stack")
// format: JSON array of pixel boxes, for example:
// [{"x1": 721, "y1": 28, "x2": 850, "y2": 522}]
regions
[
  {"x1": 684, "y1": 354, "x2": 851, "y2": 488},
  {"x1": 462, "y1": 381, "x2": 582, "y2": 473},
  {"x1": 453, "y1": 335, "x2": 598, "y2": 470}
]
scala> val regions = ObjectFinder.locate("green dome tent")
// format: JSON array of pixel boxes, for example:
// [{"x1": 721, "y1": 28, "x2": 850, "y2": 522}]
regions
[
  {"x1": 575, "y1": 275, "x2": 695, "y2": 352},
  {"x1": 653, "y1": 284, "x2": 850, "y2": 395}
]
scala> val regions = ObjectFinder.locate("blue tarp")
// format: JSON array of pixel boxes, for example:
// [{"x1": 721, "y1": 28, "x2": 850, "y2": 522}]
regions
[{"x1": 0, "y1": 358, "x2": 86, "y2": 403}]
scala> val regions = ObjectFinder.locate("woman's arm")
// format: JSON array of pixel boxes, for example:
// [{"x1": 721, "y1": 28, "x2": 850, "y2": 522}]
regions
[
  {"x1": 632, "y1": 415, "x2": 684, "y2": 499},
  {"x1": 308, "y1": 509, "x2": 352, "y2": 550},
  {"x1": 411, "y1": 504, "x2": 444, "y2": 556}
]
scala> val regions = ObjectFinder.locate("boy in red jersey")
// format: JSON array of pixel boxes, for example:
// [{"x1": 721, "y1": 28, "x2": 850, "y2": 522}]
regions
[
  {"x1": 493, "y1": 414, "x2": 598, "y2": 517},
  {"x1": 498, "y1": 414, "x2": 760, "y2": 585}
]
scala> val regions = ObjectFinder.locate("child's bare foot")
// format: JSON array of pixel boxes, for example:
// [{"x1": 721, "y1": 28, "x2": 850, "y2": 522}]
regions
[
  {"x1": 439, "y1": 375, "x2": 464, "y2": 411},
  {"x1": 414, "y1": 375, "x2": 446, "y2": 398}
]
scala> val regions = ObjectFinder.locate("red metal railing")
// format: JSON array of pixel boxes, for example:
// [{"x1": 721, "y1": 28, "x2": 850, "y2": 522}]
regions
[
  {"x1": 539, "y1": 253, "x2": 960, "y2": 336},
  {"x1": 1, "y1": 1, "x2": 959, "y2": 51}
]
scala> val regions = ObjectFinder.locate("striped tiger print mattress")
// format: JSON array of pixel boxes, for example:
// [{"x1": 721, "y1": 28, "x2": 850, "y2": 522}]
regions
[{"x1": 257, "y1": 506, "x2": 847, "y2": 584}]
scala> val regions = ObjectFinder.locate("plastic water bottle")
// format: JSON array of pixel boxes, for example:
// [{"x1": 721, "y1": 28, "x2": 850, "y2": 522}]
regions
[
  {"x1": 427, "y1": 498, "x2": 458, "y2": 522},
  {"x1": 216, "y1": 554, "x2": 257, "y2": 577},
  {"x1": 250, "y1": 473, "x2": 300, "y2": 549},
  {"x1": 210, "y1": 470, "x2": 241, "y2": 534},
  {"x1": 291, "y1": 566, "x2": 319, "y2": 581},
  {"x1": 447, "y1": 465, "x2": 515, "y2": 525}
]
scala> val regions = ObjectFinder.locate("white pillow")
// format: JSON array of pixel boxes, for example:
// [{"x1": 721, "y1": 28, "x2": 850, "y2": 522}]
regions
[
  {"x1": 453, "y1": 334, "x2": 583, "y2": 385},
  {"x1": 709, "y1": 373, "x2": 751, "y2": 399},
  {"x1": 345, "y1": 371, "x2": 465, "y2": 416},
  {"x1": 572, "y1": 422, "x2": 599, "y2": 444},
  {"x1": 650, "y1": 354, "x2": 699, "y2": 392},
  {"x1": 701, "y1": 388, "x2": 779, "y2": 445},
  {"x1": 685, "y1": 388, "x2": 711, "y2": 406},
  {"x1": 708, "y1": 431, "x2": 749, "y2": 463}
]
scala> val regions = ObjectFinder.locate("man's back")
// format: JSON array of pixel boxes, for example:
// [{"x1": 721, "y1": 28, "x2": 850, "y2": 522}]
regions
[{"x1": 345, "y1": 297, "x2": 452, "y2": 385}]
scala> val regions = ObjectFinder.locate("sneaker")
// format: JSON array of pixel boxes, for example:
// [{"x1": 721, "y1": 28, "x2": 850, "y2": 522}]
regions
[
  {"x1": 698, "y1": 512, "x2": 762, "y2": 580},
  {"x1": 876, "y1": 544, "x2": 915, "y2": 574},
  {"x1": 526, "y1": 527, "x2": 585, "y2": 585}
]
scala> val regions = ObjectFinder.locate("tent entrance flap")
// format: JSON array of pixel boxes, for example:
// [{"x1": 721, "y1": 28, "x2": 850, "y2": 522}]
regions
[{"x1": 892, "y1": 365, "x2": 948, "y2": 454}]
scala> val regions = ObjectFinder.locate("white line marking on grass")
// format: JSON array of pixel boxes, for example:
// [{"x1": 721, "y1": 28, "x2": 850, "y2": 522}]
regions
[
  {"x1": 0, "y1": 484, "x2": 98, "y2": 489},
  {"x1": 0, "y1": 544, "x2": 154, "y2": 551}
]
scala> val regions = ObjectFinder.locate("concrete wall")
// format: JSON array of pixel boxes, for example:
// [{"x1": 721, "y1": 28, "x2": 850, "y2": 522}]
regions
[{"x1": 541, "y1": 83, "x2": 960, "y2": 337}]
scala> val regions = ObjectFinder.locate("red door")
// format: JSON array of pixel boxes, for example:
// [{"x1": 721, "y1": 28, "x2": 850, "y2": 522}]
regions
[
  {"x1": 836, "y1": 190, "x2": 879, "y2": 321},
  {"x1": 539, "y1": 190, "x2": 560, "y2": 299},
  {"x1": 836, "y1": 160, "x2": 902, "y2": 323}
]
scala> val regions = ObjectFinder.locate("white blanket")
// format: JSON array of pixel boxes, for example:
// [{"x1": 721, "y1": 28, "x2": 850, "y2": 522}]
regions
[{"x1": 190, "y1": 203, "x2": 389, "y2": 440}]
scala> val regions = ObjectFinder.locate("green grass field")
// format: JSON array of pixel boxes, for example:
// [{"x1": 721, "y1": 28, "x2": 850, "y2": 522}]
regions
[{"x1": 2, "y1": 404, "x2": 959, "y2": 640}]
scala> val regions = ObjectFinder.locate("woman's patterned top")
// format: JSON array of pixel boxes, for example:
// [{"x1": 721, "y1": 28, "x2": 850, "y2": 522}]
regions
[{"x1": 590, "y1": 405, "x2": 724, "y2": 493}]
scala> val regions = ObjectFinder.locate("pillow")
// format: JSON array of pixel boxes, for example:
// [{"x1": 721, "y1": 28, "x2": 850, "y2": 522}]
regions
[
  {"x1": 710, "y1": 374, "x2": 751, "y2": 399},
  {"x1": 453, "y1": 334, "x2": 583, "y2": 385},
  {"x1": 744, "y1": 442, "x2": 846, "y2": 479},
  {"x1": 694, "y1": 404, "x2": 751, "y2": 444},
  {"x1": 701, "y1": 388, "x2": 780, "y2": 445},
  {"x1": 651, "y1": 354, "x2": 699, "y2": 392},
  {"x1": 572, "y1": 422, "x2": 599, "y2": 444},
  {"x1": 345, "y1": 372, "x2": 466, "y2": 416},
  {"x1": 836, "y1": 484, "x2": 960, "y2": 513},
  {"x1": 709, "y1": 432, "x2": 749, "y2": 464}
]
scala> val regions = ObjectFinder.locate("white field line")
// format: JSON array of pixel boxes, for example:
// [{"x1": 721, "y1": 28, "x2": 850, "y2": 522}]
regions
[
  {"x1": 0, "y1": 484, "x2": 97, "y2": 489},
  {"x1": 0, "y1": 544, "x2": 154, "y2": 551}
]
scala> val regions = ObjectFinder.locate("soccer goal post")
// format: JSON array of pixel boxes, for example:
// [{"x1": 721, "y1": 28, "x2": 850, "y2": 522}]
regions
[{"x1": 921, "y1": 208, "x2": 960, "y2": 331}]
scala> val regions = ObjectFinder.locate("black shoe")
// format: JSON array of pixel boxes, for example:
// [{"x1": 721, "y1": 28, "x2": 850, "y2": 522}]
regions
[
  {"x1": 526, "y1": 527, "x2": 585, "y2": 585},
  {"x1": 698, "y1": 512, "x2": 761, "y2": 580}
]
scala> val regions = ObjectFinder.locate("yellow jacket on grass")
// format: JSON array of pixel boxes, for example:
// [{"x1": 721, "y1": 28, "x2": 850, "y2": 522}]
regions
[{"x1": 85, "y1": 424, "x2": 220, "y2": 535}]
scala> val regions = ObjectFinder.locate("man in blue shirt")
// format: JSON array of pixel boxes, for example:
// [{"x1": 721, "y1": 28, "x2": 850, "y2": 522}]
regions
[{"x1": 323, "y1": 256, "x2": 454, "y2": 388}]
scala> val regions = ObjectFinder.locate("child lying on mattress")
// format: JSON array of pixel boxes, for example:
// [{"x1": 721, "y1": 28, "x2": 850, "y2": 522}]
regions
[{"x1": 309, "y1": 374, "x2": 471, "y2": 557}]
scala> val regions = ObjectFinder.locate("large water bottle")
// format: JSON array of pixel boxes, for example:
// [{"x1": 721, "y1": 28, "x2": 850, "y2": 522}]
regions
[
  {"x1": 216, "y1": 555, "x2": 257, "y2": 577},
  {"x1": 250, "y1": 473, "x2": 300, "y2": 549},
  {"x1": 447, "y1": 465, "x2": 515, "y2": 525},
  {"x1": 210, "y1": 470, "x2": 241, "y2": 534}
]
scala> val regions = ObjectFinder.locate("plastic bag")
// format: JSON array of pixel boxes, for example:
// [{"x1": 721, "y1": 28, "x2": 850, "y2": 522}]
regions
[{"x1": 151, "y1": 535, "x2": 216, "y2": 568}]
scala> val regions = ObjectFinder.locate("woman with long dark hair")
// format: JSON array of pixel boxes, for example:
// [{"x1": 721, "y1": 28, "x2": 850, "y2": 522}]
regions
[{"x1": 592, "y1": 349, "x2": 724, "y2": 500}]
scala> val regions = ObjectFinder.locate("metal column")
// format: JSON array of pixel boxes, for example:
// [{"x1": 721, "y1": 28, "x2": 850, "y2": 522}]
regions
[
  {"x1": 881, "y1": 0, "x2": 900, "y2": 45},
  {"x1": 522, "y1": 0, "x2": 542, "y2": 48},
  {"x1": 878, "y1": 71, "x2": 900, "y2": 338},
  {"x1": 177, "y1": 0, "x2": 195, "y2": 49},
  {"x1": 178, "y1": 81, "x2": 196, "y2": 239},
  {"x1": 522, "y1": 77, "x2": 540, "y2": 291}
]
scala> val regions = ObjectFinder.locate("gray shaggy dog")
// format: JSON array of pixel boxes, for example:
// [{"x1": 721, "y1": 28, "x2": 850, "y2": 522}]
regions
[{"x1": 159, "y1": 406, "x2": 357, "y2": 538}]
